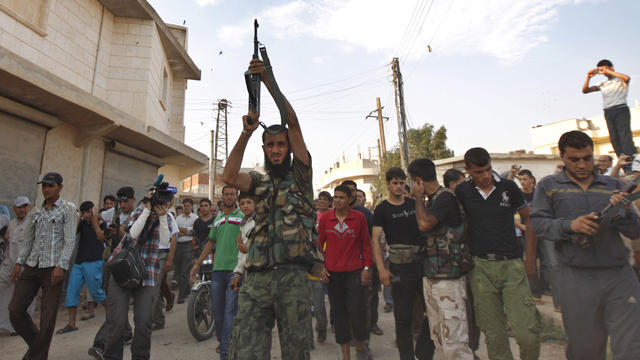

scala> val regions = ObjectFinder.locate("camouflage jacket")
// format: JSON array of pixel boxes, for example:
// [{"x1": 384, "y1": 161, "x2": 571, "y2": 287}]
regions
[
  {"x1": 245, "y1": 156, "x2": 323, "y2": 273},
  {"x1": 423, "y1": 187, "x2": 471, "y2": 279}
]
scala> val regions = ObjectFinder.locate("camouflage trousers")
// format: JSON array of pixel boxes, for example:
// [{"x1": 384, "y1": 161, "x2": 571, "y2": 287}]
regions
[
  {"x1": 423, "y1": 276, "x2": 475, "y2": 360},
  {"x1": 228, "y1": 267, "x2": 312, "y2": 360}
]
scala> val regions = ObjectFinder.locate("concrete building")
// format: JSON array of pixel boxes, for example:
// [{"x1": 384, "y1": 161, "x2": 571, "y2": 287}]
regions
[
  {"x1": 0, "y1": 0, "x2": 207, "y2": 213},
  {"x1": 531, "y1": 104, "x2": 640, "y2": 157},
  {"x1": 316, "y1": 154, "x2": 379, "y2": 207}
]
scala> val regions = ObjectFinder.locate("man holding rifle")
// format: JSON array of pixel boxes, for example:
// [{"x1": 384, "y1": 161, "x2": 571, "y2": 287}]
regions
[
  {"x1": 531, "y1": 131, "x2": 640, "y2": 360},
  {"x1": 224, "y1": 29, "x2": 322, "y2": 358}
]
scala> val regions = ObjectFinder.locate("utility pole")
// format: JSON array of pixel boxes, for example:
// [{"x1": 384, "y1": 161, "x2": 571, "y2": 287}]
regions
[
  {"x1": 209, "y1": 129, "x2": 214, "y2": 199},
  {"x1": 212, "y1": 99, "x2": 231, "y2": 198},
  {"x1": 366, "y1": 97, "x2": 389, "y2": 162},
  {"x1": 377, "y1": 139, "x2": 382, "y2": 165},
  {"x1": 391, "y1": 58, "x2": 410, "y2": 171}
]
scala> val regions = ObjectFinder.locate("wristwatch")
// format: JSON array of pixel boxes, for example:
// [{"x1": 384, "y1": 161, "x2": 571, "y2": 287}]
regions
[{"x1": 363, "y1": 266, "x2": 370, "y2": 270}]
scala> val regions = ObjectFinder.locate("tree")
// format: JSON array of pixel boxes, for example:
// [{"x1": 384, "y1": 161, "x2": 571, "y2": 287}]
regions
[{"x1": 371, "y1": 123, "x2": 454, "y2": 201}]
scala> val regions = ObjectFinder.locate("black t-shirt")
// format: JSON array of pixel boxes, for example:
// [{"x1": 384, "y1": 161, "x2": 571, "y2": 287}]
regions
[
  {"x1": 426, "y1": 190, "x2": 462, "y2": 227},
  {"x1": 193, "y1": 216, "x2": 215, "y2": 248},
  {"x1": 76, "y1": 220, "x2": 105, "y2": 264},
  {"x1": 455, "y1": 177, "x2": 526, "y2": 258},
  {"x1": 373, "y1": 198, "x2": 421, "y2": 246},
  {"x1": 522, "y1": 190, "x2": 534, "y2": 204}
]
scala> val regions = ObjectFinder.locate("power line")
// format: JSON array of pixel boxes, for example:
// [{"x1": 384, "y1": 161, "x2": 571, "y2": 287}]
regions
[
  {"x1": 399, "y1": 0, "x2": 436, "y2": 60},
  {"x1": 394, "y1": 0, "x2": 428, "y2": 57}
]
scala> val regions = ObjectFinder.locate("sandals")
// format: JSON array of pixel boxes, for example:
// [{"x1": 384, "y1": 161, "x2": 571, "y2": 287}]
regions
[
  {"x1": 56, "y1": 324, "x2": 78, "y2": 334},
  {"x1": 81, "y1": 314, "x2": 95, "y2": 321}
]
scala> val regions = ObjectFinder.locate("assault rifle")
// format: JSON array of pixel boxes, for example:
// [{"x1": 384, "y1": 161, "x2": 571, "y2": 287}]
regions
[
  {"x1": 244, "y1": 19, "x2": 260, "y2": 123},
  {"x1": 243, "y1": 19, "x2": 289, "y2": 133},
  {"x1": 571, "y1": 176, "x2": 640, "y2": 247}
]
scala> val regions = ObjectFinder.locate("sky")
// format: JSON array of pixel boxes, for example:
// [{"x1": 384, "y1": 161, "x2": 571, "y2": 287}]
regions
[{"x1": 148, "y1": 0, "x2": 640, "y2": 186}]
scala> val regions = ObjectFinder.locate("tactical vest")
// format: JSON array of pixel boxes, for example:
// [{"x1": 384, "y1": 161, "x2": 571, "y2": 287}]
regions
[
  {"x1": 245, "y1": 170, "x2": 323, "y2": 273},
  {"x1": 423, "y1": 187, "x2": 473, "y2": 279}
]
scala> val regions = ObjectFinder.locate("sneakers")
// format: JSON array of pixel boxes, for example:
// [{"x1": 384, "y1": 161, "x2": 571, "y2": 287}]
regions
[
  {"x1": 88, "y1": 346, "x2": 104, "y2": 359},
  {"x1": 317, "y1": 328, "x2": 327, "y2": 343}
]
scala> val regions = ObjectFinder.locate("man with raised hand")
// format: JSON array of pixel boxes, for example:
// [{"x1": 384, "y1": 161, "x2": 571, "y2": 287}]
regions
[{"x1": 224, "y1": 58, "x2": 321, "y2": 360}]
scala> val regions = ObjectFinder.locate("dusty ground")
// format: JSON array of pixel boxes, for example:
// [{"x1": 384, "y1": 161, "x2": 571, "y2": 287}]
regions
[{"x1": 1, "y1": 292, "x2": 566, "y2": 359}]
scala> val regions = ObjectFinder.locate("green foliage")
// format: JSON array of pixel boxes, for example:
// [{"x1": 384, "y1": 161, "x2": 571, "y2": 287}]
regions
[{"x1": 371, "y1": 123, "x2": 454, "y2": 200}]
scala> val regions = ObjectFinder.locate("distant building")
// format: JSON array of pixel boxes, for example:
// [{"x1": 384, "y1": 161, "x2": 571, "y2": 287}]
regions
[
  {"x1": 316, "y1": 153, "x2": 379, "y2": 207},
  {"x1": 0, "y1": 0, "x2": 207, "y2": 212},
  {"x1": 434, "y1": 152, "x2": 561, "y2": 184},
  {"x1": 531, "y1": 104, "x2": 640, "y2": 157}
]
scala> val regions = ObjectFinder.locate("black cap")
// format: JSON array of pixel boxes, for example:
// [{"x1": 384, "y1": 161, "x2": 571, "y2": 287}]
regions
[
  {"x1": 116, "y1": 186, "x2": 135, "y2": 200},
  {"x1": 37, "y1": 172, "x2": 63, "y2": 185}
]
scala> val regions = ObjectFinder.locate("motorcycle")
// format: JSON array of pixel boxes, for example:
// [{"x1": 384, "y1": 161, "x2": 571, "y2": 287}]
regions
[{"x1": 187, "y1": 254, "x2": 215, "y2": 341}]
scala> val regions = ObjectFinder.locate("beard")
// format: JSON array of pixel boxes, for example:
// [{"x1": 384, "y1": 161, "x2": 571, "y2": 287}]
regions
[{"x1": 264, "y1": 152, "x2": 292, "y2": 178}]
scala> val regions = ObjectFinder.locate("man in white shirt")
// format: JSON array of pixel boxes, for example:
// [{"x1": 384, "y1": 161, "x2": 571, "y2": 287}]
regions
[
  {"x1": 583, "y1": 59, "x2": 635, "y2": 172},
  {"x1": 175, "y1": 198, "x2": 198, "y2": 303}
]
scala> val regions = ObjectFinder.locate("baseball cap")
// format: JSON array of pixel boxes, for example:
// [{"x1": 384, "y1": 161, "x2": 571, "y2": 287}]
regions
[
  {"x1": 14, "y1": 196, "x2": 30, "y2": 207},
  {"x1": 37, "y1": 172, "x2": 63, "y2": 185},
  {"x1": 116, "y1": 186, "x2": 135, "y2": 200}
]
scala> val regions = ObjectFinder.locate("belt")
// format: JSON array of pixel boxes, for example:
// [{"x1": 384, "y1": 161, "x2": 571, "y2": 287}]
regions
[
  {"x1": 177, "y1": 241, "x2": 192, "y2": 245},
  {"x1": 475, "y1": 253, "x2": 520, "y2": 261},
  {"x1": 159, "y1": 248, "x2": 170, "y2": 253},
  {"x1": 248, "y1": 263, "x2": 308, "y2": 273}
]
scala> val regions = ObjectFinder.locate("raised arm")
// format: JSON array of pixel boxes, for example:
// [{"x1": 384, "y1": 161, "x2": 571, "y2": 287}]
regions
[
  {"x1": 582, "y1": 69, "x2": 600, "y2": 94},
  {"x1": 602, "y1": 68, "x2": 630, "y2": 84},
  {"x1": 248, "y1": 59, "x2": 309, "y2": 165},
  {"x1": 221, "y1": 111, "x2": 259, "y2": 192}
]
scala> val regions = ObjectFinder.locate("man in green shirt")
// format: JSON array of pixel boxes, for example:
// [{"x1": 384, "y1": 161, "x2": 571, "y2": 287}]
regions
[{"x1": 191, "y1": 185, "x2": 243, "y2": 360}]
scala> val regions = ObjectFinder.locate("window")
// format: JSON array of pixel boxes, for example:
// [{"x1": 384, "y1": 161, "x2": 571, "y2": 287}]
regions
[
  {"x1": 0, "y1": 0, "x2": 49, "y2": 36},
  {"x1": 160, "y1": 67, "x2": 169, "y2": 111}
]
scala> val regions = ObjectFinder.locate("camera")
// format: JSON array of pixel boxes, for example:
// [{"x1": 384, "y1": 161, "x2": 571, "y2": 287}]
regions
[
  {"x1": 142, "y1": 174, "x2": 177, "y2": 209},
  {"x1": 147, "y1": 182, "x2": 175, "y2": 208}
]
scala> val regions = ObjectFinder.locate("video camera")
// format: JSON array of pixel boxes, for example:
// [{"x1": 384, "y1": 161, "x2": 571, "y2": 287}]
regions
[{"x1": 143, "y1": 174, "x2": 177, "y2": 208}]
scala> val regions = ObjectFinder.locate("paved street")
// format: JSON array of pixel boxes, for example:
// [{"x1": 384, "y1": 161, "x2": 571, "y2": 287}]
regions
[{"x1": 1, "y1": 294, "x2": 566, "y2": 359}]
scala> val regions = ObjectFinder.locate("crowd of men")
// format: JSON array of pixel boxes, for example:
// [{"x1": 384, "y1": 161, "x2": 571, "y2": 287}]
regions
[{"x1": 1, "y1": 58, "x2": 640, "y2": 360}]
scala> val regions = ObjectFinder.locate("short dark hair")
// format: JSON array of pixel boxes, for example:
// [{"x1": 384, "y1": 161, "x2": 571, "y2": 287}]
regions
[
  {"x1": 356, "y1": 189, "x2": 366, "y2": 200},
  {"x1": 464, "y1": 147, "x2": 491, "y2": 168},
  {"x1": 199, "y1": 198, "x2": 212, "y2": 205},
  {"x1": 222, "y1": 185, "x2": 237, "y2": 194},
  {"x1": 386, "y1": 167, "x2": 406, "y2": 182},
  {"x1": 340, "y1": 180, "x2": 357, "y2": 189},
  {"x1": 103, "y1": 195, "x2": 116, "y2": 204},
  {"x1": 318, "y1": 191, "x2": 332, "y2": 201},
  {"x1": 334, "y1": 184, "x2": 352, "y2": 197},
  {"x1": 175, "y1": 205, "x2": 184, "y2": 211},
  {"x1": 408, "y1": 158, "x2": 437, "y2": 182},
  {"x1": 558, "y1": 131, "x2": 593, "y2": 155},
  {"x1": 597, "y1": 59, "x2": 613, "y2": 67},
  {"x1": 182, "y1": 198, "x2": 194, "y2": 205},
  {"x1": 404, "y1": 184, "x2": 411, "y2": 193},
  {"x1": 80, "y1": 201, "x2": 94, "y2": 212},
  {"x1": 443, "y1": 168, "x2": 465, "y2": 188},
  {"x1": 261, "y1": 125, "x2": 289, "y2": 143},
  {"x1": 518, "y1": 169, "x2": 536, "y2": 184},
  {"x1": 238, "y1": 192, "x2": 254, "y2": 202}
]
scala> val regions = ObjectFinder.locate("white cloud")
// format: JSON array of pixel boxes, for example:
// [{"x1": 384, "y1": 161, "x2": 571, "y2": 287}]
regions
[
  {"x1": 218, "y1": 0, "x2": 589, "y2": 64},
  {"x1": 196, "y1": 0, "x2": 221, "y2": 6}
]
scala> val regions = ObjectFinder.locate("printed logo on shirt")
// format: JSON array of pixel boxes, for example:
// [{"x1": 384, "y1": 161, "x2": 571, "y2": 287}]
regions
[
  {"x1": 391, "y1": 209, "x2": 416, "y2": 219},
  {"x1": 499, "y1": 191, "x2": 511, "y2": 207},
  {"x1": 327, "y1": 222, "x2": 356, "y2": 239},
  {"x1": 214, "y1": 216, "x2": 243, "y2": 228}
]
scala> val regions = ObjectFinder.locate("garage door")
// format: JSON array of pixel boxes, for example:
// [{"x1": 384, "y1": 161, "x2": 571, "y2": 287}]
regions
[
  {"x1": 0, "y1": 112, "x2": 46, "y2": 215},
  {"x1": 101, "y1": 151, "x2": 160, "y2": 204}
]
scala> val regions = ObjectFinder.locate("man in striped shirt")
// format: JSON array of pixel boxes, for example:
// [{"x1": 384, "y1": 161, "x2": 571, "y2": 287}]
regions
[{"x1": 9, "y1": 172, "x2": 78, "y2": 360}]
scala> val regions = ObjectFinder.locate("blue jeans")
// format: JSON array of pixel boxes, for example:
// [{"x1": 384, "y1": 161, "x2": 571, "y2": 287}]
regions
[{"x1": 211, "y1": 270, "x2": 239, "y2": 357}]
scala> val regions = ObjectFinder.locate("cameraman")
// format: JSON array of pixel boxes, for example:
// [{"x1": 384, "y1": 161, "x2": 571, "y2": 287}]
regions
[{"x1": 94, "y1": 191, "x2": 176, "y2": 360}]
